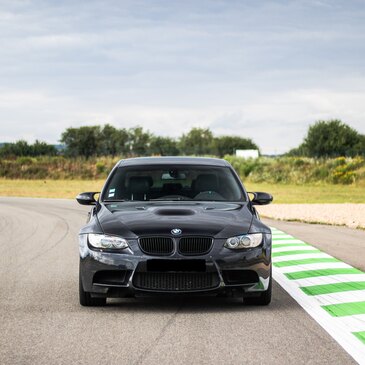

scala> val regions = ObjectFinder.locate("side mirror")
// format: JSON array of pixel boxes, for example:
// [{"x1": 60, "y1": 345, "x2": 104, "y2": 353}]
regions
[
  {"x1": 76, "y1": 192, "x2": 99, "y2": 206},
  {"x1": 248, "y1": 192, "x2": 273, "y2": 205}
]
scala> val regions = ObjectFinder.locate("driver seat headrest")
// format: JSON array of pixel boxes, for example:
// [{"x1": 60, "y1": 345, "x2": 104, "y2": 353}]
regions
[
  {"x1": 194, "y1": 174, "x2": 218, "y2": 192},
  {"x1": 128, "y1": 176, "x2": 151, "y2": 200}
]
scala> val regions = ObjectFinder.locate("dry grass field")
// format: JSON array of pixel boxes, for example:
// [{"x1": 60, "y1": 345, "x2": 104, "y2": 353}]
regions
[{"x1": 0, "y1": 178, "x2": 364, "y2": 203}]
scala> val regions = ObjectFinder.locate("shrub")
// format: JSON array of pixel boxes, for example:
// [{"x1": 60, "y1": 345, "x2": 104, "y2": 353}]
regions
[
  {"x1": 96, "y1": 161, "x2": 106, "y2": 175},
  {"x1": 0, "y1": 155, "x2": 364, "y2": 185},
  {"x1": 16, "y1": 156, "x2": 34, "y2": 165}
]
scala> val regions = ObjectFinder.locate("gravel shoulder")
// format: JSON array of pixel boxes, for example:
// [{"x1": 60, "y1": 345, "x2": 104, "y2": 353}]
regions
[{"x1": 257, "y1": 203, "x2": 365, "y2": 229}]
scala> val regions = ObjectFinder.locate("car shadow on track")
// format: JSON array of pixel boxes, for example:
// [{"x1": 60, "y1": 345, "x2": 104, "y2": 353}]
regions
[{"x1": 82, "y1": 282, "x2": 294, "y2": 314}]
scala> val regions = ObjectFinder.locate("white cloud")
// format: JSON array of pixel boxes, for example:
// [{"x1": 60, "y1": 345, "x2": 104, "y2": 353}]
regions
[
  {"x1": 0, "y1": 0, "x2": 365, "y2": 155},
  {"x1": 1, "y1": 85, "x2": 364, "y2": 155}
]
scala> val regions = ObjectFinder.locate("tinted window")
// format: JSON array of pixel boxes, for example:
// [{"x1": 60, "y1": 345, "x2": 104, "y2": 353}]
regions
[{"x1": 102, "y1": 165, "x2": 245, "y2": 202}]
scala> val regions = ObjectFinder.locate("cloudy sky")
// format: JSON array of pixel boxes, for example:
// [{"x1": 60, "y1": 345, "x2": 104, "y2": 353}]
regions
[{"x1": 1, "y1": 0, "x2": 365, "y2": 154}]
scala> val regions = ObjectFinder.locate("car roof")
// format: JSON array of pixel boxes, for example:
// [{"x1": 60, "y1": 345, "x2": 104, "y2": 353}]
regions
[{"x1": 117, "y1": 156, "x2": 230, "y2": 167}]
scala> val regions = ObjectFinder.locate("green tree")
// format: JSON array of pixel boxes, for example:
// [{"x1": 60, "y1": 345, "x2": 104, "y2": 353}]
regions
[
  {"x1": 98, "y1": 124, "x2": 129, "y2": 156},
  {"x1": 179, "y1": 128, "x2": 214, "y2": 155},
  {"x1": 354, "y1": 134, "x2": 365, "y2": 156},
  {"x1": 60, "y1": 126, "x2": 101, "y2": 158},
  {"x1": 0, "y1": 140, "x2": 31, "y2": 157},
  {"x1": 293, "y1": 120, "x2": 364, "y2": 157},
  {"x1": 128, "y1": 127, "x2": 151, "y2": 156},
  {"x1": 213, "y1": 136, "x2": 259, "y2": 157},
  {"x1": 149, "y1": 136, "x2": 179, "y2": 156},
  {"x1": 0, "y1": 140, "x2": 57, "y2": 157},
  {"x1": 31, "y1": 140, "x2": 57, "y2": 156}
]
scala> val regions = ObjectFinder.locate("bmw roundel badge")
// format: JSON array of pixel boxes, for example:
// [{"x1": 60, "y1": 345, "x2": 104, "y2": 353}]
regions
[{"x1": 171, "y1": 228, "x2": 182, "y2": 235}]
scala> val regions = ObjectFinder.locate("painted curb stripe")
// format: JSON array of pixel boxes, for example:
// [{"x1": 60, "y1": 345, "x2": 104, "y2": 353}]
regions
[
  {"x1": 314, "y1": 290, "x2": 365, "y2": 306},
  {"x1": 281, "y1": 262, "x2": 352, "y2": 274},
  {"x1": 332, "y1": 314, "x2": 365, "y2": 332},
  {"x1": 295, "y1": 274, "x2": 365, "y2": 288},
  {"x1": 273, "y1": 248, "x2": 319, "y2": 255},
  {"x1": 322, "y1": 301, "x2": 365, "y2": 317},
  {"x1": 272, "y1": 243, "x2": 309, "y2": 248},
  {"x1": 301, "y1": 282, "x2": 365, "y2": 296},
  {"x1": 273, "y1": 245, "x2": 316, "y2": 252},
  {"x1": 273, "y1": 252, "x2": 332, "y2": 263},
  {"x1": 272, "y1": 249, "x2": 320, "y2": 257},
  {"x1": 271, "y1": 227, "x2": 365, "y2": 364},
  {"x1": 272, "y1": 239, "x2": 305, "y2": 243},
  {"x1": 353, "y1": 331, "x2": 365, "y2": 345},
  {"x1": 285, "y1": 268, "x2": 362, "y2": 280},
  {"x1": 272, "y1": 236, "x2": 297, "y2": 240},
  {"x1": 274, "y1": 257, "x2": 339, "y2": 268}
]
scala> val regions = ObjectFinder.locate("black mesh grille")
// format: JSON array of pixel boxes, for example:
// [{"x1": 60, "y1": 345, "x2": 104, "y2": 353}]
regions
[
  {"x1": 178, "y1": 237, "x2": 213, "y2": 255},
  {"x1": 133, "y1": 272, "x2": 220, "y2": 291},
  {"x1": 222, "y1": 270, "x2": 259, "y2": 285},
  {"x1": 139, "y1": 237, "x2": 173, "y2": 255}
]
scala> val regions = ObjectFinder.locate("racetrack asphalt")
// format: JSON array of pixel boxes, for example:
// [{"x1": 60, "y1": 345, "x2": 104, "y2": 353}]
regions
[{"x1": 0, "y1": 198, "x2": 361, "y2": 365}]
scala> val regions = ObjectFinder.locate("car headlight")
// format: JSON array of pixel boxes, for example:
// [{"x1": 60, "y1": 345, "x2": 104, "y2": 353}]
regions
[
  {"x1": 224, "y1": 233, "x2": 263, "y2": 249},
  {"x1": 88, "y1": 233, "x2": 129, "y2": 250}
]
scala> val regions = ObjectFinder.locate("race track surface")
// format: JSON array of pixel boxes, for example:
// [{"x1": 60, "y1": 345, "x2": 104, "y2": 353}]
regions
[{"x1": 0, "y1": 198, "x2": 359, "y2": 365}]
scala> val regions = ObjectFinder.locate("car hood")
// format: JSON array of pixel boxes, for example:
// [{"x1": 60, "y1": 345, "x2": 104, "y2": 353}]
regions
[{"x1": 96, "y1": 201, "x2": 256, "y2": 239}]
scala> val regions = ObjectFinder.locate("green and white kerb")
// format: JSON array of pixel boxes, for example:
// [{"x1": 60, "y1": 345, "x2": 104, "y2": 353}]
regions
[{"x1": 271, "y1": 227, "x2": 365, "y2": 364}]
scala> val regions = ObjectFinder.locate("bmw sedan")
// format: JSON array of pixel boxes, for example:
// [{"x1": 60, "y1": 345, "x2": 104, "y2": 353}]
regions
[{"x1": 77, "y1": 157, "x2": 273, "y2": 306}]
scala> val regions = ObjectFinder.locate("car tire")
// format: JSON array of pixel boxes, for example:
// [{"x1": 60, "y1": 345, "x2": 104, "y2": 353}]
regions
[
  {"x1": 79, "y1": 267, "x2": 106, "y2": 307},
  {"x1": 243, "y1": 270, "x2": 272, "y2": 306}
]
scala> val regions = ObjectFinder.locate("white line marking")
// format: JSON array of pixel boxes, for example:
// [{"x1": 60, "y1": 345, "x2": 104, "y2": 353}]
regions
[
  {"x1": 294, "y1": 274, "x2": 365, "y2": 287},
  {"x1": 333, "y1": 315, "x2": 365, "y2": 333},
  {"x1": 273, "y1": 252, "x2": 332, "y2": 263},
  {"x1": 278, "y1": 262, "x2": 352, "y2": 273},
  {"x1": 274, "y1": 267, "x2": 365, "y2": 364},
  {"x1": 271, "y1": 227, "x2": 365, "y2": 364},
  {"x1": 310, "y1": 290, "x2": 365, "y2": 306},
  {"x1": 272, "y1": 234, "x2": 296, "y2": 239},
  {"x1": 273, "y1": 239, "x2": 306, "y2": 244},
  {"x1": 273, "y1": 245, "x2": 316, "y2": 253}
]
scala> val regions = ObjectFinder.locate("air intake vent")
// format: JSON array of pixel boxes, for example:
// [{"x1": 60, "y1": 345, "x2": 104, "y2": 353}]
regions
[
  {"x1": 155, "y1": 208, "x2": 195, "y2": 216},
  {"x1": 139, "y1": 237, "x2": 174, "y2": 255},
  {"x1": 178, "y1": 237, "x2": 213, "y2": 255},
  {"x1": 133, "y1": 272, "x2": 220, "y2": 291}
]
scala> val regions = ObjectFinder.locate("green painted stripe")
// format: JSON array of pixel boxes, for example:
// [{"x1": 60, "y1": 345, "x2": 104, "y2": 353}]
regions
[
  {"x1": 353, "y1": 331, "x2": 365, "y2": 344},
  {"x1": 322, "y1": 301, "x2": 365, "y2": 317},
  {"x1": 272, "y1": 243, "x2": 309, "y2": 248},
  {"x1": 272, "y1": 237, "x2": 297, "y2": 241},
  {"x1": 286, "y1": 268, "x2": 362, "y2": 280},
  {"x1": 274, "y1": 257, "x2": 340, "y2": 268},
  {"x1": 272, "y1": 249, "x2": 320, "y2": 257},
  {"x1": 301, "y1": 281, "x2": 365, "y2": 296}
]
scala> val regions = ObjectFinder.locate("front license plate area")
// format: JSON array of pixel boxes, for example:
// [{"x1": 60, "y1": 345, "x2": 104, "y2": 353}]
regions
[{"x1": 147, "y1": 259, "x2": 206, "y2": 272}]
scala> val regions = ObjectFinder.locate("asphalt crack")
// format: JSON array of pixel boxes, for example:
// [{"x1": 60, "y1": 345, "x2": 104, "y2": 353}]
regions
[{"x1": 133, "y1": 304, "x2": 183, "y2": 365}]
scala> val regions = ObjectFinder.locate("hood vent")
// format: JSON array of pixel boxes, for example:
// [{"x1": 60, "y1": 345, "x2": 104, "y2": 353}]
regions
[{"x1": 154, "y1": 208, "x2": 195, "y2": 216}]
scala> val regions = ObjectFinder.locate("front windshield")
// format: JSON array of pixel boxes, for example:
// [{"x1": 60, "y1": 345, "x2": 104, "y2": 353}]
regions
[{"x1": 102, "y1": 165, "x2": 245, "y2": 202}]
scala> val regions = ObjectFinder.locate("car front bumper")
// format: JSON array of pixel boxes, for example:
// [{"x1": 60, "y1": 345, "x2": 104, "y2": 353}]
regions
[{"x1": 79, "y1": 235, "x2": 272, "y2": 298}]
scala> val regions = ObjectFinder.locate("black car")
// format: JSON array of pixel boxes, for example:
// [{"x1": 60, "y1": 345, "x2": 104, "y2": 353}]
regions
[{"x1": 77, "y1": 157, "x2": 273, "y2": 306}]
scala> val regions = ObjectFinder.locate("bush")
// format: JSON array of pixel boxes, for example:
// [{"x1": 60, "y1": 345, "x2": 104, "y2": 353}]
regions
[
  {"x1": 0, "y1": 155, "x2": 364, "y2": 185},
  {"x1": 16, "y1": 156, "x2": 34, "y2": 165},
  {"x1": 96, "y1": 161, "x2": 106, "y2": 175}
]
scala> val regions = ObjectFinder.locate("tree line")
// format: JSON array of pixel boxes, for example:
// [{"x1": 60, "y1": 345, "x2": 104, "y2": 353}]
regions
[
  {"x1": 0, "y1": 126, "x2": 258, "y2": 158},
  {"x1": 0, "y1": 120, "x2": 364, "y2": 158}
]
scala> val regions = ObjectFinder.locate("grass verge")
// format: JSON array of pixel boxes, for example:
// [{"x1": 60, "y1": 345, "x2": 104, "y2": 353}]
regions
[
  {"x1": 245, "y1": 182, "x2": 365, "y2": 204},
  {"x1": 0, "y1": 179, "x2": 364, "y2": 203},
  {"x1": 0, "y1": 179, "x2": 105, "y2": 199}
]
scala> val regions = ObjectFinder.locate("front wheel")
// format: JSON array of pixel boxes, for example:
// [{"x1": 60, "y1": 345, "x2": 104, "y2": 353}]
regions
[
  {"x1": 79, "y1": 267, "x2": 106, "y2": 307},
  {"x1": 243, "y1": 271, "x2": 272, "y2": 306}
]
